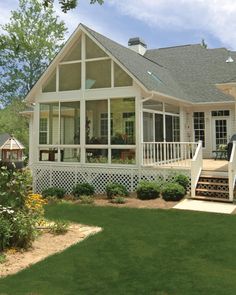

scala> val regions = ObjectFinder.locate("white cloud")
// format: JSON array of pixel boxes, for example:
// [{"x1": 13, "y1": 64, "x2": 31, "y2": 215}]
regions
[{"x1": 109, "y1": 0, "x2": 236, "y2": 49}]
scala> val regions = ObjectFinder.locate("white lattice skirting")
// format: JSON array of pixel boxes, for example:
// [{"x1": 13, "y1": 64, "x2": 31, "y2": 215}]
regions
[{"x1": 33, "y1": 164, "x2": 190, "y2": 193}]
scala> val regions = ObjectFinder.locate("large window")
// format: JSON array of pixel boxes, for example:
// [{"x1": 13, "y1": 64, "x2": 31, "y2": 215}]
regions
[
  {"x1": 60, "y1": 102, "x2": 80, "y2": 144},
  {"x1": 193, "y1": 112, "x2": 205, "y2": 147},
  {"x1": 86, "y1": 60, "x2": 111, "y2": 89},
  {"x1": 59, "y1": 63, "x2": 81, "y2": 91},
  {"x1": 39, "y1": 103, "x2": 59, "y2": 145},
  {"x1": 111, "y1": 98, "x2": 135, "y2": 145},
  {"x1": 42, "y1": 35, "x2": 134, "y2": 93},
  {"x1": 86, "y1": 100, "x2": 108, "y2": 144}
]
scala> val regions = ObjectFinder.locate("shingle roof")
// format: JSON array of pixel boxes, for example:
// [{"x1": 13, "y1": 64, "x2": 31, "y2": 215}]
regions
[
  {"x1": 0, "y1": 133, "x2": 25, "y2": 150},
  {"x1": 83, "y1": 25, "x2": 236, "y2": 103}
]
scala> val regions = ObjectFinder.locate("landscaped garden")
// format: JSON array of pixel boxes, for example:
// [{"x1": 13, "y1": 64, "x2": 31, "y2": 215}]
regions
[
  {"x1": 1, "y1": 169, "x2": 236, "y2": 294},
  {"x1": 0, "y1": 203, "x2": 236, "y2": 293}
]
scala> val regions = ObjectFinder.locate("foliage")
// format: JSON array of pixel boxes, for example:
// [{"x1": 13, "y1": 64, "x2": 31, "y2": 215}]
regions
[
  {"x1": 111, "y1": 196, "x2": 126, "y2": 204},
  {"x1": 72, "y1": 183, "x2": 95, "y2": 198},
  {"x1": 10, "y1": 210, "x2": 37, "y2": 249},
  {"x1": 25, "y1": 193, "x2": 47, "y2": 224},
  {"x1": 0, "y1": 253, "x2": 6, "y2": 264},
  {"x1": 0, "y1": 214, "x2": 12, "y2": 251},
  {"x1": 136, "y1": 181, "x2": 161, "y2": 200},
  {"x1": 79, "y1": 195, "x2": 95, "y2": 205},
  {"x1": 0, "y1": 100, "x2": 29, "y2": 155},
  {"x1": 105, "y1": 183, "x2": 128, "y2": 199},
  {"x1": 49, "y1": 220, "x2": 69, "y2": 235},
  {"x1": 0, "y1": 167, "x2": 32, "y2": 209},
  {"x1": 161, "y1": 183, "x2": 186, "y2": 201},
  {"x1": 43, "y1": 0, "x2": 104, "y2": 13},
  {"x1": 0, "y1": 0, "x2": 67, "y2": 106},
  {"x1": 42, "y1": 187, "x2": 66, "y2": 199},
  {"x1": 172, "y1": 174, "x2": 189, "y2": 191}
]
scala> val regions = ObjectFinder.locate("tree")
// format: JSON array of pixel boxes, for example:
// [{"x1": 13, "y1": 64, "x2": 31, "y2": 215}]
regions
[
  {"x1": 43, "y1": 0, "x2": 104, "y2": 13},
  {"x1": 0, "y1": 0, "x2": 67, "y2": 106},
  {"x1": 0, "y1": 100, "x2": 29, "y2": 155}
]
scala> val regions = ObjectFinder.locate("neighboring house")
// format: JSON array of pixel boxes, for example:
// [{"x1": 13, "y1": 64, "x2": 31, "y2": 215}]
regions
[
  {"x1": 0, "y1": 133, "x2": 25, "y2": 169},
  {"x1": 25, "y1": 24, "x2": 236, "y2": 201}
]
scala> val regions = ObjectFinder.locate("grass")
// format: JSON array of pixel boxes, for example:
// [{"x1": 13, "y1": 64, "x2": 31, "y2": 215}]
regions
[{"x1": 1, "y1": 204, "x2": 236, "y2": 294}]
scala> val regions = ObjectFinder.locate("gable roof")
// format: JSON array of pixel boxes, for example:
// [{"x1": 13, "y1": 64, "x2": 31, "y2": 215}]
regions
[
  {"x1": 25, "y1": 23, "x2": 236, "y2": 104},
  {"x1": 0, "y1": 133, "x2": 25, "y2": 150}
]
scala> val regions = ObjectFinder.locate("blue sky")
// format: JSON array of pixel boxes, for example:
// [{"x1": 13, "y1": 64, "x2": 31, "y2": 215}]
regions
[{"x1": 1, "y1": 0, "x2": 236, "y2": 50}]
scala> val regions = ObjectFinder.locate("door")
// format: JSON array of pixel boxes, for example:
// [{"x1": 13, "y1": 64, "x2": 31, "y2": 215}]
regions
[{"x1": 212, "y1": 118, "x2": 229, "y2": 150}]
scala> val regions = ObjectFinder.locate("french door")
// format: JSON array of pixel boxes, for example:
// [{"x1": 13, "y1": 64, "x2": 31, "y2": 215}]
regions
[{"x1": 212, "y1": 117, "x2": 229, "y2": 150}]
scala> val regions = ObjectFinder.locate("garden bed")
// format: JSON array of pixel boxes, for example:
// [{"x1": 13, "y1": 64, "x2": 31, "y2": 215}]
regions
[{"x1": 0, "y1": 223, "x2": 102, "y2": 278}]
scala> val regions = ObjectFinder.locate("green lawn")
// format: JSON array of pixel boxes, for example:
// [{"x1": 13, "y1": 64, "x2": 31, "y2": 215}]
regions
[{"x1": 1, "y1": 204, "x2": 236, "y2": 295}]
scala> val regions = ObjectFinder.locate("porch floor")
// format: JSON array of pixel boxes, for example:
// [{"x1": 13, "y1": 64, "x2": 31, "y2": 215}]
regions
[{"x1": 146, "y1": 158, "x2": 228, "y2": 171}]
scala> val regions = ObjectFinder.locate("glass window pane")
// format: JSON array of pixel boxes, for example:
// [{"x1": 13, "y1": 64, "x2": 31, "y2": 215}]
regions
[
  {"x1": 86, "y1": 36, "x2": 108, "y2": 59},
  {"x1": 114, "y1": 62, "x2": 133, "y2": 87},
  {"x1": 39, "y1": 103, "x2": 59, "y2": 144},
  {"x1": 86, "y1": 149, "x2": 108, "y2": 163},
  {"x1": 62, "y1": 39, "x2": 81, "y2": 61},
  {"x1": 59, "y1": 63, "x2": 81, "y2": 91},
  {"x1": 193, "y1": 112, "x2": 205, "y2": 147},
  {"x1": 86, "y1": 100, "x2": 108, "y2": 144},
  {"x1": 60, "y1": 148, "x2": 80, "y2": 162},
  {"x1": 60, "y1": 102, "x2": 80, "y2": 144},
  {"x1": 42, "y1": 69, "x2": 56, "y2": 93},
  {"x1": 111, "y1": 98, "x2": 135, "y2": 145},
  {"x1": 86, "y1": 60, "x2": 111, "y2": 89},
  {"x1": 111, "y1": 149, "x2": 135, "y2": 164}
]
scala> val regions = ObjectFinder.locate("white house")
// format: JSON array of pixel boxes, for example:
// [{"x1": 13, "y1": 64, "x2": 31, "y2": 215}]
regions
[{"x1": 25, "y1": 24, "x2": 236, "y2": 202}]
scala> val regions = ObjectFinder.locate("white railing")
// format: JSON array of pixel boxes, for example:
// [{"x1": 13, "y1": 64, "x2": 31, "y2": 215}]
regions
[
  {"x1": 228, "y1": 141, "x2": 236, "y2": 202},
  {"x1": 190, "y1": 141, "x2": 203, "y2": 198},
  {"x1": 142, "y1": 142, "x2": 198, "y2": 168}
]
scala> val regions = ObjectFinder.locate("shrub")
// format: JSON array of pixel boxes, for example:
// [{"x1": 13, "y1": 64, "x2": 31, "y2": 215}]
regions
[
  {"x1": 0, "y1": 253, "x2": 6, "y2": 264},
  {"x1": 111, "y1": 196, "x2": 126, "y2": 204},
  {"x1": 72, "y1": 183, "x2": 95, "y2": 198},
  {"x1": 161, "y1": 183, "x2": 185, "y2": 201},
  {"x1": 136, "y1": 181, "x2": 161, "y2": 200},
  {"x1": 10, "y1": 210, "x2": 37, "y2": 249},
  {"x1": 0, "y1": 215, "x2": 12, "y2": 251},
  {"x1": 49, "y1": 220, "x2": 69, "y2": 235},
  {"x1": 105, "y1": 183, "x2": 128, "y2": 199},
  {"x1": 42, "y1": 187, "x2": 66, "y2": 199},
  {"x1": 0, "y1": 167, "x2": 32, "y2": 209},
  {"x1": 79, "y1": 195, "x2": 95, "y2": 205},
  {"x1": 173, "y1": 174, "x2": 189, "y2": 191}
]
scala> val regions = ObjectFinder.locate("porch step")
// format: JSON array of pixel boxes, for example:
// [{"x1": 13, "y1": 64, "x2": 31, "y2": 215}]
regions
[
  {"x1": 195, "y1": 174, "x2": 230, "y2": 201},
  {"x1": 191, "y1": 196, "x2": 232, "y2": 203}
]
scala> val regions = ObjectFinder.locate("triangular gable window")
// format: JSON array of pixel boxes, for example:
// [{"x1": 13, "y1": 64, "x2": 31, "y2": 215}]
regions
[
  {"x1": 114, "y1": 63, "x2": 133, "y2": 87},
  {"x1": 42, "y1": 69, "x2": 56, "y2": 93},
  {"x1": 62, "y1": 38, "x2": 81, "y2": 61},
  {"x1": 85, "y1": 35, "x2": 108, "y2": 59}
]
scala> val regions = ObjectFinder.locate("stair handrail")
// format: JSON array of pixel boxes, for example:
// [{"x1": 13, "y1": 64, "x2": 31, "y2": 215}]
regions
[
  {"x1": 191, "y1": 141, "x2": 203, "y2": 198},
  {"x1": 228, "y1": 141, "x2": 236, "y2": 202}
]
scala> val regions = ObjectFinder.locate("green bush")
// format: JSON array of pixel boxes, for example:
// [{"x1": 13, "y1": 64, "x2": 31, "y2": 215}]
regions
[
  {"x1": 42, "y1": 187, "x2": 66, "y2": 199},
  {"x1": 0, "y1": 215, "x2": 12, "y2": 251},
  {"x1": 105, "y1": 183, "x2": 128, "y2": 199},
  {"x1": 136, "y1": 181, "x2": 161, "y2": 200},
  {"x1": 79, "y1": 195, "x2": 95, "y2": 205},
  {"x1": 72, "y1": 183, "x2": 95, "y2": 198},
  {"x1": 161, "y1": 183, "x2": 185, "y2": 201},
  {"x1": 49, "y1": 220, "x2": 69, "y2": 235},
  {"x1": 0, "y1": 167, "x2": 32, "y2": 209},
  {"x1": 173, "y1": 174, "x2": 189, "y2": 191},
  {"x1": 10, "y1": 210, "x2": 36, "y2": 249}
]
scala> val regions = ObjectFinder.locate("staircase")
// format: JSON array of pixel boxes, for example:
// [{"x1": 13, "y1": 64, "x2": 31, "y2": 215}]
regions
[{"x1": 194, "y1": 172, "x2": 231, "y2": 202}]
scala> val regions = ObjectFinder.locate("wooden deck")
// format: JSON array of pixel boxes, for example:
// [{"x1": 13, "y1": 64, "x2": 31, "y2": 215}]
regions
[{"x1": 146, "y1": 158, "x2": 228, "y2": 172}]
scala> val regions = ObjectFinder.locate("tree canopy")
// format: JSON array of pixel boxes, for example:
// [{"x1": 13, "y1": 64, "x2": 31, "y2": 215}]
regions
[
  {"x1": 0, "y1": 0, "x2": 67, "y2": 106},
  {"x1": 43, "y1": 0, "x2": 104, "y2": 13}
]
